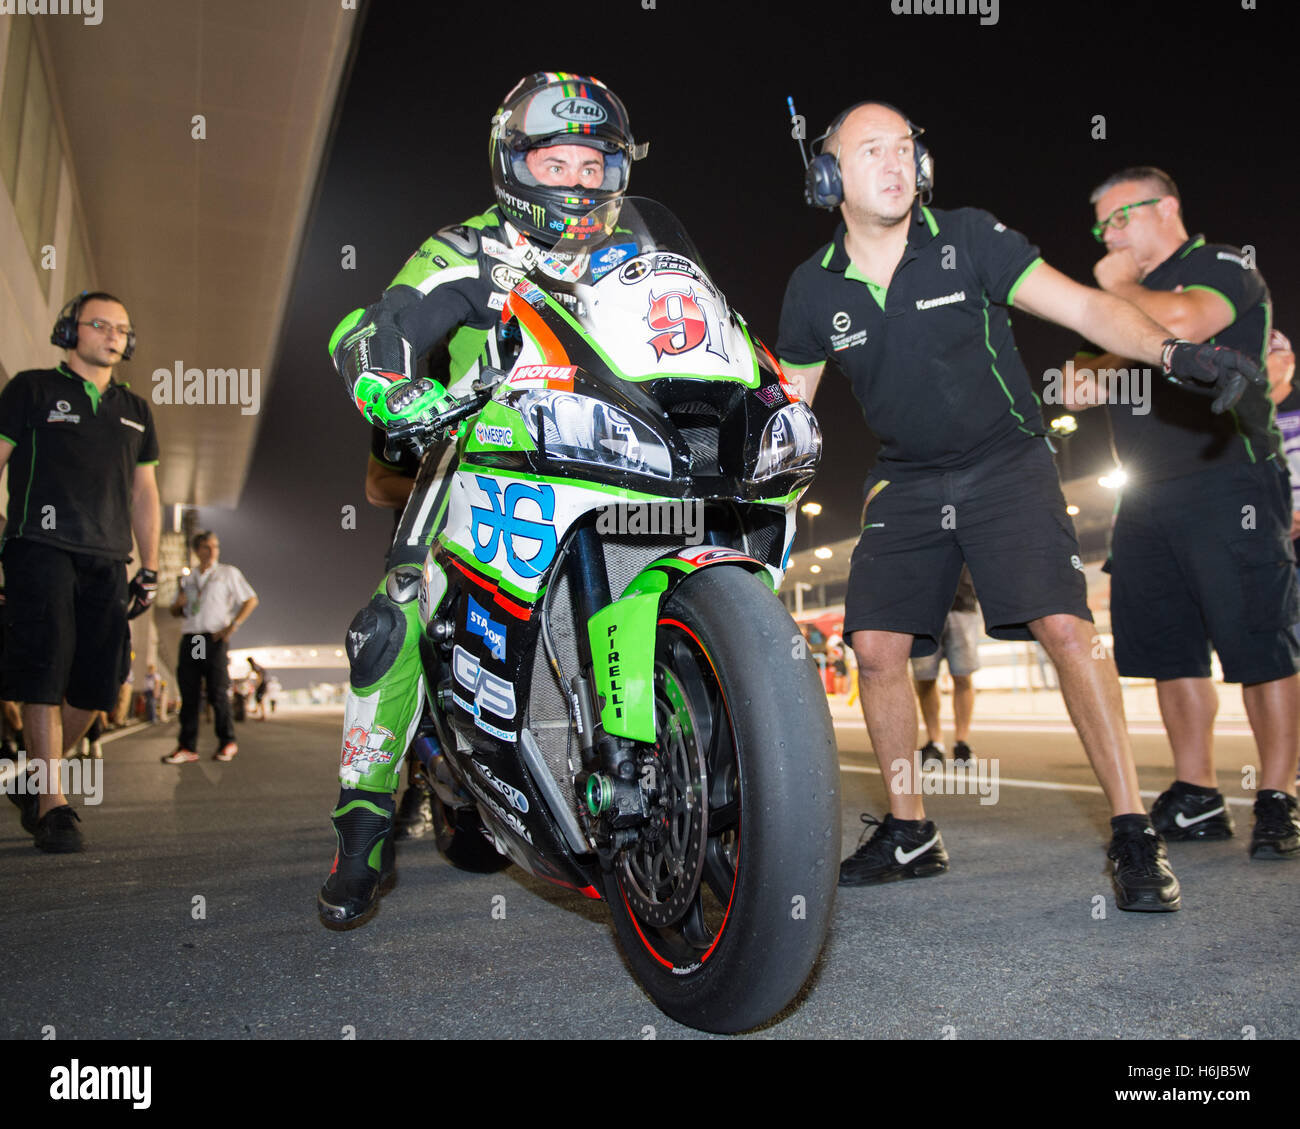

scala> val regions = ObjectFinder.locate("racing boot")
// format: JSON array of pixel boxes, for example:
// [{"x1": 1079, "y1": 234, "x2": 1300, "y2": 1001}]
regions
[{"x1": 318, "y1": 792, "x2": 396, "y2": 929}]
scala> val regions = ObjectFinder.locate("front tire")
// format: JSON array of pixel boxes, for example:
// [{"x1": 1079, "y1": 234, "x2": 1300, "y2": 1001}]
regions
[{"x1": 606, "y1": 567, "x2": 840, "y2": 1033}]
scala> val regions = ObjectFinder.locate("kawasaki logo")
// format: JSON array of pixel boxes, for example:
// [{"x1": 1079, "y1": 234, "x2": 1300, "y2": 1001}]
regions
[
  {"x1": 915, "y1": 291, "x2": 966, "y2": 311},
  {"x1": 553, "y1": 97, "x2": 607, "y2": 124}
]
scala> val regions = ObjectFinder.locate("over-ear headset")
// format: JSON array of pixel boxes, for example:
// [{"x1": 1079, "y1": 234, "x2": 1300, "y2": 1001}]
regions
[
  {"x1": 51, "y1": 291, "x2": 136, "y2": 361},
  {"x1": 797, "y1": 99, "x2": 934, "y2": 211}
]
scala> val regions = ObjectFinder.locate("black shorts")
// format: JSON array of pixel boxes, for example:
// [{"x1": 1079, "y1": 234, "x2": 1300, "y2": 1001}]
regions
[
  {"x1": 844, "y1": 440, "x2": 1091, "y2": 657},
  {"x1": 0, "y1": 539, "x2": 128, "y2": 710},
  {"x1": 1109, "y1": 460, "x2": 1300, "y2": 683}
]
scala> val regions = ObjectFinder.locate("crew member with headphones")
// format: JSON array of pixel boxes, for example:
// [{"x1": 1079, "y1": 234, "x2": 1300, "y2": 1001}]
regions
[
  {"x1": 0, "y1": 291, "x2": 160, "y2": 852},
  {"x1": 776, "y1": 100, "x2": 1264, "y2": 911}
]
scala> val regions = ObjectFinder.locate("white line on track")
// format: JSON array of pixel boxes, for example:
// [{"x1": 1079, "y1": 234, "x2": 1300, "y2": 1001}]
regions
[
  {"x1": 830, "y1": 718, "x2": 1254, "y2": 737},
  {"x1": 837, "y1": 762, "x2": 1256, "y2": 807}
]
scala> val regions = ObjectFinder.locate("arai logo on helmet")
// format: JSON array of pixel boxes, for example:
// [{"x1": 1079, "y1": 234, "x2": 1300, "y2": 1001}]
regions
[{"x1": 553, "y1": 97, "x2": 607, "y2": 124}]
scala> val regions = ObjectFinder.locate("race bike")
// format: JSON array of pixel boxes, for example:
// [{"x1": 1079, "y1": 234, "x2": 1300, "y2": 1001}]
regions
[{"x1": 398, "y1": 198, "x2": 840, "y2": 1033}]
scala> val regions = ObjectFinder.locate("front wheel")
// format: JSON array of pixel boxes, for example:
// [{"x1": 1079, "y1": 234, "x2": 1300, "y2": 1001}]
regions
[{"x1": 606, "y1": 567, "x2": 841, "y2": 1033}]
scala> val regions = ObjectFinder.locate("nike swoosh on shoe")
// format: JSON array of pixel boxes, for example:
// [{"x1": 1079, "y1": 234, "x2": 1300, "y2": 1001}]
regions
[
  {"x1": 1174, "y1": 807, "x2": 1224, "y2": 827},
  {"x1": 894, "y1": 834, "x2": 939, "y2": 865}
]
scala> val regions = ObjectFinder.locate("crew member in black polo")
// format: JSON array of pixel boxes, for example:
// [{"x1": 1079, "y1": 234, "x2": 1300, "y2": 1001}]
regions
[
  {"x1": 0, "y1": 291, "x2": 160, "y2": 852},
  {"x1": 1061, "y1": 166, "x2": 1300, "y2": 859},
  {"x1": 778, "y1": 102, "x2": 1263, "y2": 911}
]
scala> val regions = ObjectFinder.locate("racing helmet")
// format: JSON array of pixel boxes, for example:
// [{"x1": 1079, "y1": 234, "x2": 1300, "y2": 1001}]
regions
[{"x1": 490, "y1": 72, "x2": 646, "y2": 244}]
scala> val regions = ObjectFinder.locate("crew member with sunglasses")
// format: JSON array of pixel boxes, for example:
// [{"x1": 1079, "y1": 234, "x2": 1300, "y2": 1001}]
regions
[{"x1": 1061, "y1": 167, "x2": 1300, "y2": 860}]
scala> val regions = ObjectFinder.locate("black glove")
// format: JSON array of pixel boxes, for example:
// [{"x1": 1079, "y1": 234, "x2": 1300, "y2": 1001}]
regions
[
  {"x1": 1162, "y1": 338, "x2": 1267, "y2": 415},
  {"x1": 126, "y1": 568, "x2": 158, "y2": 619}
]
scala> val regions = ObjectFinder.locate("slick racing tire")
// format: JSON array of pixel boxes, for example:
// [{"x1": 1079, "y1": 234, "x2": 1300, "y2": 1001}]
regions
[
  {"x1": 606, "y1": 566, "x2": 840, "y2": 1033},
  {"x1": 431, "y1": 795, "x2": 512, "y2": 874}
]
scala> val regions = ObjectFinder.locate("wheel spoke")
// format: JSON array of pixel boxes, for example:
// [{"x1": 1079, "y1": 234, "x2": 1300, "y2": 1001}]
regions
[
  {"x1": 709, "y1": 797, "x2": 739, "y2": 833},
  {"x1": 679, "y1": 893, "x2": 713, "y2": 949},
  {"x1": 702, "y1": 835, "x2": 735, "y2": 902}
]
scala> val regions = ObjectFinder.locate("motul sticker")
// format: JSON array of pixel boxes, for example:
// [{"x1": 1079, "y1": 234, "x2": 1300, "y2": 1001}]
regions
[{"x1": 509, "y1": 364, "x2": 576, "y2": 390}]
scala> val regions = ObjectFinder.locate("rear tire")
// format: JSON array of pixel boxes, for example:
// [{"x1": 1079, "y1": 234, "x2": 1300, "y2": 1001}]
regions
[
  {"x1": 431, "y1": 793, "x2": 512, "y2": 873},
  {"x1": 606, "y1": 567, "x2": 840, "y2": 1033}
]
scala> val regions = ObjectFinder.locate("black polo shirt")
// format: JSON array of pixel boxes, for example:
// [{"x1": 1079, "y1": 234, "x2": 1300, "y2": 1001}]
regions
[
  {"x1": 0, "y1": 363, "x2": 159, "y2": 559},
  {"x1": 778, "y1": 205, "x2": 1045, "y2": 477},
  {"x1": 1077, "y1": 236, "x2": 1276, "y2": 484}
]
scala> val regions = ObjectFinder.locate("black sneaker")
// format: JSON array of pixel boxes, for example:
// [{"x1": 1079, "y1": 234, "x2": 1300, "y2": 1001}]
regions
[
  {"x1": 1249, "y1": 790, "x2": 1300, "y2": 860},
  {"x1": 393, "y1": 776, "x2": 435, "y2": 842},
  {"x1": 952, "y1": 741, "x2": 974, "y2": 765},
  {"x1": 1150, "y1": 785, "x2": 1234, "y2": 841},
  {"x1": 838, "y1": 813, "x2": 949, "y2": 886},
  {"x1": 7, "y1": 772, "x2": 39, "y2": 834},
  {"x1": 317, "y1": 799, "x2": 396, "y2": 929},
  {"x1": 919, "y1": 741, "x2": 945, "y2": 767},
  {"x1": 33, "y1": 805, "x2": 85, "y2": 853},
  {"x1": 1107, "y1": 826, "x2": 1180, "y2": 911}
]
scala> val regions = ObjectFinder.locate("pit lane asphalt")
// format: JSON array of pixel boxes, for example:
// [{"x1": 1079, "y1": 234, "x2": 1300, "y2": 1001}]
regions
[{"x1": 1, "y1": 710, "x2": 1294, "y2": 1040}]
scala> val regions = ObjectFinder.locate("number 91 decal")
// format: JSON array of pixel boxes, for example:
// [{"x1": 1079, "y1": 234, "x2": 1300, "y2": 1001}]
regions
[{"x1": 645, "y1": 288, "x2": 729, "y2": 363}]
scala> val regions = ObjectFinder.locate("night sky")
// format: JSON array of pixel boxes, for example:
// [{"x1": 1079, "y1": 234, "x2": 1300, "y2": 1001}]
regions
[{"x1": 207, "y1": 0, "x2": 1295, "y2": 648}]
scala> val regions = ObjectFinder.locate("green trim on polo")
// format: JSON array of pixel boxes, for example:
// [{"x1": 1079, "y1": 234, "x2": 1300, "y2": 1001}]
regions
[
  {"x1": 981, "y1": 299, "x2": 1035, "y2": 437},
  {"x1": 921, "y1": 205, "x2": 939, "y2": 237},
  {"x1": 0, "y1": 432, "x2": 15, "y2": 446},
  {"x1": 57, "y1": 362, "x2": 101, "y2": 414},
  {"x1": 820, "y1": 244, "x2": 835, "y2": 269},
  {"x1": 1006, "y1": 256, "x2": 1044, "y2": 307},
  {"x1": 845, "y1": 262, "x2": 887, "y2": 310},
  {"x1": 1180, "y1": 284, "x2": 1236, "y2": 322},
  {"x1": 1178, "y1": 235, "x2": 1207, "y2": 258},
  {"x1": 136, "y1": 459, "x2": 160, "y2": 467},
  {"x1": 20, "y1": 435, "x2": 37, "y2": 535}
]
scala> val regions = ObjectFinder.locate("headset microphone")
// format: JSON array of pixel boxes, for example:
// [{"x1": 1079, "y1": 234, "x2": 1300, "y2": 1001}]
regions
[{"x1": 788, "y1": 95, "x2": 811, "y2": 171}]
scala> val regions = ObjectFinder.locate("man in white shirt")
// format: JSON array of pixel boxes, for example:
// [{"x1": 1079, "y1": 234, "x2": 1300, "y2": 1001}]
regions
[{"x1": 162, "y1": 531, "x2": 258, "y2": 763}]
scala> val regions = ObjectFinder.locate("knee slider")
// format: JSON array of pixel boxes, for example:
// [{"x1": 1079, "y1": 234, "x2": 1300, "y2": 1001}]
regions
[
  {"x1": 385, "y1": 565, "x2": 421, "y2": 604},
  {"x1": 345, "y1": 593, "x2": 410, "y2": 687}
]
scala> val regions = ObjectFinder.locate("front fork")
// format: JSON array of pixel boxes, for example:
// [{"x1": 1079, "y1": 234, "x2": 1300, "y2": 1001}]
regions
[{"x1": 564, "y1": 523, "x2": 652, "y2": 852}]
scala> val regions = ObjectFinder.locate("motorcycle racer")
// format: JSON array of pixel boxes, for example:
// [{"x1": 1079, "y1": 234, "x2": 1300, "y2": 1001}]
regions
[{"x1": 318, "y1": 72, "x2": 647, "y2": 928}]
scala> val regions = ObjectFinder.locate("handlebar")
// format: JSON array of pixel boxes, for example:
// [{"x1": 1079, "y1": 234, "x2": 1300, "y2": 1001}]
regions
[{"x1": 382, "y1": 368, "x2": 509, "y2": 455}]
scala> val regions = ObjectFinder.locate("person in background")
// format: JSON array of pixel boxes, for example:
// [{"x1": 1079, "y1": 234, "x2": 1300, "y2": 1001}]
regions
[
  {"x1": 911, "y1": 565, "x2": 981, "y2": 765},
  {"x1": 162, "y1": 531, "x2": 258, "y2": 764}
]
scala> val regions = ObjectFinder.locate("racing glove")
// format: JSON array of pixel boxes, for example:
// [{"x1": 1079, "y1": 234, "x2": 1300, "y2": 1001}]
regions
[
  {"x1": 127, "y1": 568, "x2": 158, "y2": 620},
  {"x1": 359, "y1": 375, "x2": 451, "y2": 429},
  {"x1": 1161, "y1": 338, "x2": 1267, "y2": 415}
]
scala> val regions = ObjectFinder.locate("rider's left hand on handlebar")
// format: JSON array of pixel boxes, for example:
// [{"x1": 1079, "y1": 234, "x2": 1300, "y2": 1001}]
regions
[{"x1": 364, "y1": 376, "x2": 451, "y2": 430}]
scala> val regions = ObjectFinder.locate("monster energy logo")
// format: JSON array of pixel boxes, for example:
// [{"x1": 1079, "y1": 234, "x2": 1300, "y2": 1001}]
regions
[{"x1": 532, "y1": 204, "x2": 545, "y2": 228}]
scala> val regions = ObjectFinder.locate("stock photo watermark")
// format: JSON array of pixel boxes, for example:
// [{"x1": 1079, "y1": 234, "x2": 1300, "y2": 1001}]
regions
[
  {"x1": 0, "y1": 0, "x2": 102, "y2": 25},
  {"x1": 1041, "y1": 360, "x2": 1152, "y2": 415},
  {"x1": 151, "y1": 363, "x2": 261, "y2": 416},
  {"x1": 1, "y1": 755, "x2": 102, "y2": 805},
  {"x1": 889, "y1": 751, "x2": 1000, "y2": 805},
  {"x1": 595, "y1": 499, "x2": 704, "y2": 544}
]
